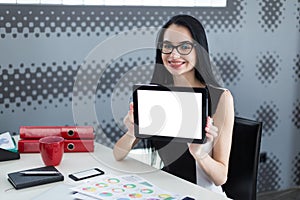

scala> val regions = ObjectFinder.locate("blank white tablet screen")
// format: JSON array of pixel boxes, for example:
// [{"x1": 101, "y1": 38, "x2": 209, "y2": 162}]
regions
[{"x1": 137, "y1": 90, "x2": 203, "y2": 140}]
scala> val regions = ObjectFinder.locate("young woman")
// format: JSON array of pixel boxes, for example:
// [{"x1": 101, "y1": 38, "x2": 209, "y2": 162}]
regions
[{"x1": 113, "y1": 15, "x2": 234, "y2": 196}]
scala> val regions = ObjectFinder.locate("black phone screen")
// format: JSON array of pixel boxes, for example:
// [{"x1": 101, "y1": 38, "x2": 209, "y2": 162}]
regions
[{"x1": 69, "y1": 168, "x2": 104, "y2": 181}]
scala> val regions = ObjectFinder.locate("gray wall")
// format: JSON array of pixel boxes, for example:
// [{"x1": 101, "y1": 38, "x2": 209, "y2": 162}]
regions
[{"x1": 0, "y1": 0, "x2": 299, "y2": 192}]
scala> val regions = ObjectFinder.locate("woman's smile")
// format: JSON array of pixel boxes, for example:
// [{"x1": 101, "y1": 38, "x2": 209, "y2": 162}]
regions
[{"x1": 168, "y1": 59, "x2": 186, "y2": 69}]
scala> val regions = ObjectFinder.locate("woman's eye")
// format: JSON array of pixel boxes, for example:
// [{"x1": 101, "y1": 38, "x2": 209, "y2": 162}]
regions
[
  {"x1": 163, "y1": 43, "x2": 173, "y2": 49},
  {"x1": 181, "y1": 43, "x2": 192, "y2": 50}
]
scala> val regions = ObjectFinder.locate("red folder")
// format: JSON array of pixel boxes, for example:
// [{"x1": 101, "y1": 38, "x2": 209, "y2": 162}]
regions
[
  {"x1": 18, "y1": 139, "x2": 94, "y2": 153},
  {"x1": 64, "y1": 140, "x2": 94, "y2": 152},
  {"x1": 19, "y1": 126, "x2": 94, "y2": 140}
]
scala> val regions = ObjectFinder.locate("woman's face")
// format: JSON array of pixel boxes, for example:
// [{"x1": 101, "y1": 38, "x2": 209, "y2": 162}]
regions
[{"x1": 161, "y1": 24, "x2": 197, "y2": 77}]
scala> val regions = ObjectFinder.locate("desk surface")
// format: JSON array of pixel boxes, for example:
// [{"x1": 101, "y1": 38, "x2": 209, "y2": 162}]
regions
[{"x1": 1, "y1": 139, "x2": 229, "y2": 200}]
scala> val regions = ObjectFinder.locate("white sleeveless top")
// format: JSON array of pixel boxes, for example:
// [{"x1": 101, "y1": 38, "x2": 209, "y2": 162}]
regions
[
  {"x1": 196, "y1": 85, "x2": 227, "y2": 196},
  {"x1": 195, "y1": 139, "x2": 226, "y2": 196}
]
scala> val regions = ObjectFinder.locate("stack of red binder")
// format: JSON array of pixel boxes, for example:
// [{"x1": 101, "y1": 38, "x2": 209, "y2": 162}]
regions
[{"x1": 18, "y1": 126, "x2": 94, "y2": 153}]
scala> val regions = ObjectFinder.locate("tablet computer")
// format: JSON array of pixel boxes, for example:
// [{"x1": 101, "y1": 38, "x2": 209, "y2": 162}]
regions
[{"x1": 133, "y1": 84, "x2": 208, "y2": 143}]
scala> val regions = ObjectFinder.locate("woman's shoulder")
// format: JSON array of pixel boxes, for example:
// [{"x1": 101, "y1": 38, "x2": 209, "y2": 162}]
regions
[
  {"x1": 207, "y1": 84, "x2": 232, "y2": 96},
  {"x1": 206, "y1": 84, "x2": 233, "y2": 109},
  {"x1": 207, "y1": 84, "x2": 228, "y2": 91}
]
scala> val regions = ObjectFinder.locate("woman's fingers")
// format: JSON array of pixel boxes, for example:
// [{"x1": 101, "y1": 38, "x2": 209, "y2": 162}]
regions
[
  {"x1": 128, "y1": 109, "x2": 134, "y2": 123},
  {"x1": 123, "y1": 114, "x2": 130, "y2": 128},
  {"x1": 128, "y1": 102, "x2": 134, "y2": 123},
  {"x1": 129, "y1": 102, "x2": 134, "y2": 110},
  {"x1": 209, "y1": 125, "x2": 218, "y2": 134},
  {"x1": 205, "y1": 117, "x2": 218, "y2": 138},
  {"x1": 205, "y1": 126, "x2": 218, "y2": 138},
  {"x1": 124, "y1": 113, "x2": 134, "y2": 134},
  {"x1": 123, "y1": 103, "x2": 135, "y2": 135},
  {"x1": 124, "y1": 103, "x2": 134, "y2": 124}
]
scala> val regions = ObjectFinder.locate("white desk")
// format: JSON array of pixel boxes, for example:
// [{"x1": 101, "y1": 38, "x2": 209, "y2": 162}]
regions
[{"x1": 1, "y1": 141, "x2": 230, "y2": 200}]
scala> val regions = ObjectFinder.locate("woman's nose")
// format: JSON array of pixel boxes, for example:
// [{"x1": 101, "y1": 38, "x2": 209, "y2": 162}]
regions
[{"x1": 170, "y1": 49, "x2": 180, "y2": 58}]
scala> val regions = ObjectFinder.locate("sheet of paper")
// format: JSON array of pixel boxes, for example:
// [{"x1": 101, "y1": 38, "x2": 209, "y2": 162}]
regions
[
  {"x1": 71, "y1": 174, "x2": 183, "y2": 199},
  {"x1": 0, "y1": 132, "x2": 15, "y2": 150}
]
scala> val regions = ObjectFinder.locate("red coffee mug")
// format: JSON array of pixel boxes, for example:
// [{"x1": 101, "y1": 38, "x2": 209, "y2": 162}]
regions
[{"x1": 39, "y1": 136, "x2": 64, "y2": 166}]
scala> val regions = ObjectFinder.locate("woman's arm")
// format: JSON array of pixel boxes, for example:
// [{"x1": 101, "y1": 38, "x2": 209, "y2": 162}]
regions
[
  {"x1": 113, "y1": 103, "x2": 139, "y2": 161},
  {"x1": 189, "y1": 90, "x2": 234, "y2": 186},
  {"x1": 113, "y1": 131, "x2": 139, "y2": 161}
]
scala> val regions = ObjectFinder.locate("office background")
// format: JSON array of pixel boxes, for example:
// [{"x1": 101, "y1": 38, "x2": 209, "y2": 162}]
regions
[{"x1": 0, "y1": 0, "x2": 299, "y2": 193}]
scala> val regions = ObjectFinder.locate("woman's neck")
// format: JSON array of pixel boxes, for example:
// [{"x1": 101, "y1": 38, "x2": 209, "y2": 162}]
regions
[{"x1": 173, "y1": 69, "x2": 205, "y2": 88}]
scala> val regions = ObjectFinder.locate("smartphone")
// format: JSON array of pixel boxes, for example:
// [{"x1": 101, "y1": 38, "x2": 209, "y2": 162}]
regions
[{"x1": 69, "y1": 168, "x2": 104, "y2": 181}]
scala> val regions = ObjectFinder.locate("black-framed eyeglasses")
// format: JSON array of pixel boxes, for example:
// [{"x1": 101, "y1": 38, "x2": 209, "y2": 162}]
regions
[{"x1": 159, "y1": 41, "x2": 196, "y2": 55}]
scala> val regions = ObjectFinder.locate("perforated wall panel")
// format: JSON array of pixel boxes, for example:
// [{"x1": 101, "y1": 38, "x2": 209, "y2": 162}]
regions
[{"x1": 0, "y1": 0, "x2": 299, "y2": 192}]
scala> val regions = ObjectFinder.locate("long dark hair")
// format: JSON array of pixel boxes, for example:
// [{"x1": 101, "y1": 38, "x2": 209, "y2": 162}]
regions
[
  {"x1": 151, "y1": 15, "x2": 220, "y2": 87},
  {"x1": 146, "y1": 15, "x2": 220, "y2": 167}
]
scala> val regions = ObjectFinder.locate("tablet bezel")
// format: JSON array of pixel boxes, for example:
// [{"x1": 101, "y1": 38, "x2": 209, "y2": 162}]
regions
[{"x1": 133, "y1": 84, "x2": 208, "y2": 144}]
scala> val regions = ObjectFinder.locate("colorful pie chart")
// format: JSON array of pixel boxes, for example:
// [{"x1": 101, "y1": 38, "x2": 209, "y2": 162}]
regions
[
  {"x1": 123, "y1": 184, "x2": 136, "y2": 189},
  {"x1": 99, "y1": 192, "x2": 113, "y2": 197},
  {"x1": 129, "y1": 193, "x2": 143, "y2": 198},
  {"x1": 140, "y1": 188, "x2": 154, "y2": 194},
  {"x1": 82, "y1": 187, "x2": 96, "y2": 192},
  {"x1": 95, "y1": 183, "x2": 108, "y2": 188},
  {"x1": 112, "y1": 188, "x2": 125, "y2": 193},
  {"x1": 107, "y1": 178, "x2": 120, "y2": 184},
  {"x1": 158, "y1": 194, "x2": 176, "y2": 199}
]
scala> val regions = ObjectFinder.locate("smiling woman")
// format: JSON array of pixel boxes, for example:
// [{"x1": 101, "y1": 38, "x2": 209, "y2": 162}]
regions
[{"x1": 113, "y1": 14, "x2": 235, "y2": 197}]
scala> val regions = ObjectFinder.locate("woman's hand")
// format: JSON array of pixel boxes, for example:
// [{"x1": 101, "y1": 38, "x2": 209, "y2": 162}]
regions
[
  {"x1": 188, "y1": 117, "x2": 218, "y2": 159},
  {"x1": 123, "y1": 102, "x2": 135, "y2": 136},
  {"x1": 113, "y1": 102, "x2": 138, "y2": 161}
]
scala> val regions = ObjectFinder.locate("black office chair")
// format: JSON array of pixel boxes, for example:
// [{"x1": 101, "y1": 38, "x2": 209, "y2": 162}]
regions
[{"x1": 222, "y1": 117, "x2": 262, "y2": 200}]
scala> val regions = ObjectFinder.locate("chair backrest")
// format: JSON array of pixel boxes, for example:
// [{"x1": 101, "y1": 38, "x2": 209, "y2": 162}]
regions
[{"x1": 222, "y1": 117, "x2": 262, "y2": 200}]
